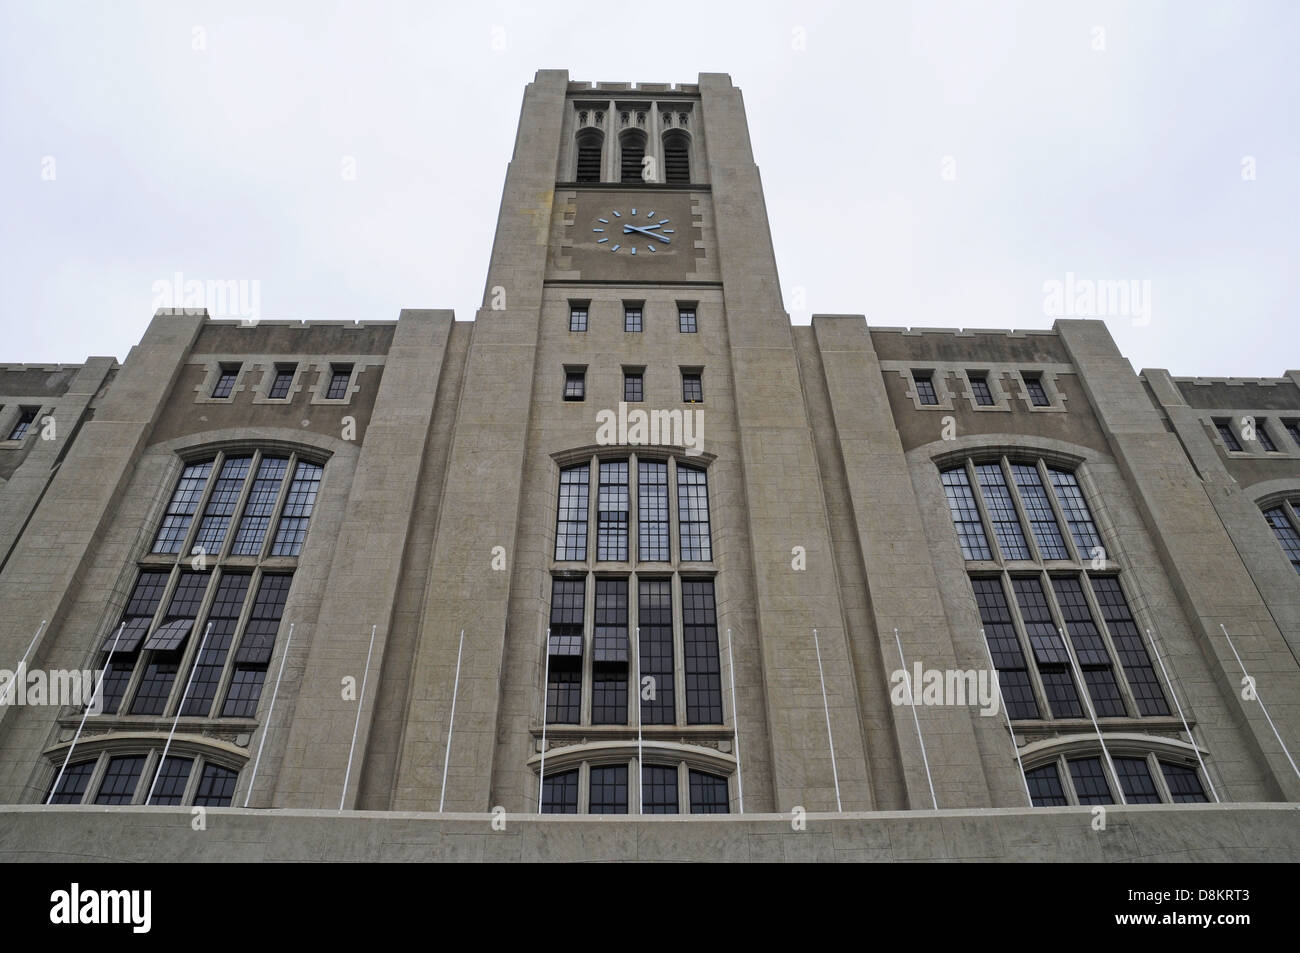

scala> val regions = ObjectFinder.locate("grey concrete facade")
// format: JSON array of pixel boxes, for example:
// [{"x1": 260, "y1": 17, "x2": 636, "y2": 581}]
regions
[{"x1": 0, "y1": 71, "x2": 1297, "y2": 861}]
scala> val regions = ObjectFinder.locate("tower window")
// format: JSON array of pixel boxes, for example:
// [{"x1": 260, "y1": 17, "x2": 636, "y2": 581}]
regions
[
  {"x1": 1254, "y1": 418, "x2": 1279, "y2": 451},
  {"x1": 913, "y1": 372, "x2": 939, "y2": 405},
  {"x1": 682, "y1": 372, "x2": 703, "y2": 403},
  {"x1": 664, "y1": 131, "x2": 690, "y2": 184},
  {"x1": 623, "y1": 303, "x2": 642, "y2": 333},
  {"x1": 325, "y1": 364, "x2": 353, "y2": 400},
  {"x1": 7, "y1": 407, "x2": 38, "y2": 441},
  {"x1": 620, "y1": 131, "x2": 646, "y2": 183},
  {"x1": 569, "y1": 302, "x2": 588, "y2": 332},
  {"x1": 268, "y1": 364, "x2": 296, "y2": 400},
  {"x1": 1023, "y1": 374, "x2": 1050, "y2": 406},
  {"x1": 1285, "y1": 420, "x2": 1300, "y2": 448},
  {"x1": 678, "y1": 305, "x2": 697, "y2": 333},
  {"x1": 623, "y1": 370, "x2": 643, "y2": 403},
  {"x1": 1214, "y1": 419, "x2": 1242, "y2": 452},
  {"x1": 564, "y1": 370, "x2": 586, "y2": 402},
  {"x1": 211, "y1": 365, "x2": 240, "y2": 399},
  {"x1": 576, "y1": 129, "x2": 603, "y2": 183},
  {"x1": 969, "y1": 373, "x2": 994, "y2": 406}
]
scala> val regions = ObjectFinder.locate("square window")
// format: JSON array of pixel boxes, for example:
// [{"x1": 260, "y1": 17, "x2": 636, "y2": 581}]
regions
[
  {"x1": 325, "y1": 364, "x2": 353, "y2": 400},
  {"x1": 914, "y1": 373, "x2": 938, "y2": 405},
  {"x1": 7, "y1": 407, "x2": 38, "y2": 441},
  {"x1": 268, "y1": 365, "x2": 296, "y2": 400},
  {"x1": 1255, "y1": 418, "x2": 1279, "y2": 452},
  {"x1": 1024, "y1": 375, "x2": 1050, "y2": 407},
  {"x1": 211, "y1": 365, "x2": 240, "y2": 399},
  {"x1": 623, "y1": 371, "x2": 643, "y2": 402},
  {"x1": 624, "y1": 303, "x2": 643, "y2": 333},
  {"x1": 1215, "y1": 419, "x2": 1242, "y2": 452},
  {"x1": 678, "y1": 306, "x2": 697, "y2": 333},
  {"x1": 564, "y1": 370, "x2": 586, "y2": 402},
  {"x1": 682, "y1": 371, "x2": 703, "y2": 403},
  {"x1": 569, "y1": 302, "x2": 588, "y2": 332}
]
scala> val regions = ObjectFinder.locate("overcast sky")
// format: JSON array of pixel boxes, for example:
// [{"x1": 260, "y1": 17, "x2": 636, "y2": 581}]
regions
[{"x1": 1, "y1": 0, "x2": 1296, "y2": 376}]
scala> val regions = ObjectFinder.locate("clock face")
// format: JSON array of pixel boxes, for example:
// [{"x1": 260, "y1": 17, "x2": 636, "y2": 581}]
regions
[{"x1": 591, "y1": 207, "x2": 677, "y2": 256}]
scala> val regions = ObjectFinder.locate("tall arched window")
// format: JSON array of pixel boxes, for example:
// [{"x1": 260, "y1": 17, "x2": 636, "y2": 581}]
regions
[
  {"x1": 619, "y1": 129, "x2": 646, "y2": 183},
  {"x1": 575, "y1": 128, "x2": 603, "y2": 183},
  {"x1": 94, "y1": 448, "x2": 324, "y2": 721},
  {"x1": 938, "y1": 455, "x2": 1170, "y2": 723},
  {"x1": 663, "y1": 131, "x2": 690, "y2": 184}
]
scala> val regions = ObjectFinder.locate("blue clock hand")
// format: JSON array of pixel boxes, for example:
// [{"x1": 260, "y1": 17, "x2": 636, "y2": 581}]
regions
[{"x1": 622, "y1": 225, "x2": 670, "y2": 243}]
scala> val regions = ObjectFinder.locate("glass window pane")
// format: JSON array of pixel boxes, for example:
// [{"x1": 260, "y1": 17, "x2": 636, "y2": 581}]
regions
[
  {"x1": 638, "y1": 461, "x2": 669, "y2": 561},
  {"x1": 194, "y1": 763, "x2": 238, "y2": 806},
  {"x1": 152, "y1": 460, "x2": 213, "y2": 554},
  {"x1": 554, "y1": 465, "x2": 589, "y2": 561},
  {"x1": 193, "y1": 456, "x2": 252, "y2": 554},
  {"x1": 542, "y1": 769, "x2": 579, "y2": 813},
  {"x1": 1160, "y1": 762, "x2": 1209, "y2": 803},
  {"x1": 271, "y1": 461, "x2": 322, "y2": 556},
  {"x1": 682, "y1": 580, "x2": 723, "y2": 724},
  {"x1": 970, "y1": 577, "x2": 1039, "y2": 720},
  {"x1": 47, "y1": 761, "x2": 95, "y2": 804},
  {"x1": 975, "y1": 464, "x2": 1029, "y2": 559},
  {"x1": 1068, "y1": 757, "x2": 1113, "y2": 805},
  {"x1": 941, "y1": 467, "x2": 991, "y2": 560},
  {"x1": 1024, "y1": 763, "x2": 1067, "y2": 806},
  {"x1": 589, "y1": 764, "x2": 628, "y2": 814},
  {"x1": 1089, "y1": 577, "x2": 1169, "y2": 716},
  {"x1": 677, "y1": 465, "x2": 712, "y2": 561},
  {"x1": 94, "y1": 755, "x2": 145, "y2": 805},
  {"x1": 638, "y1": 579, "x2": 675, "y2": 725},
  {"x1": 232, "y1": 456, "x2": 289, "y2": 556},
  {"x1": 1115, "y1": 757, "x2": 1161, "y2": 803},
  {"x1": 642, "y1": 764, "x2": 678, "y2": 814},
  {"x1": 688, "y1": 769, "x2": 729, "y2": 814},
  {"x1": 1011, "y1": 464, "x2": 1069, "y2": 559},
  {"x1": 146, "y1": 756, "x2": 194, "y2": 806},
  {"x1": 597, "y1": 461, "x2": 629, "y2": 561}
]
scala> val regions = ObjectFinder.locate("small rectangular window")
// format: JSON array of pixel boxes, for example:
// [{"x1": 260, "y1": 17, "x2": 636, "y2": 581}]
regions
[
  {"x1": 1023, "y1": 374, "x2": 1050, "y2": 407},
  {"x1": 1285, "y1": 420, "x2": 1300, "y2": 449},
  {"x1": 1068, "y1": 757, "x2": 1114, "y2": 805},
  {"x1": 623, "y1": 371, "x2": 643, "y2": 402},
  {"x1": 268, "y1": 364, "x2": 296, "y2": 400},
  {"x1": 542, "y1": 768, "x2": 580, "y2": 813},
  {"x1": 914, "y1": 373, "x2": 938, "y2": 405},
  {"x1": 94, "y1": 755, "x2": 146, "y2": 805},
  {"x1": 564, "y1": 370, "x2": 586, "y2": 402},
  {"x1": 969, "y1": 374, "x2": 994, "y2": 406},
  {"x1": 1215, "y1": 419, "x2": 1242, "y2": 451},
  {"x1": 682, "y1": 371, "x2": 703, "y2": 403},
  {"x1": 678, "y1": 305, "x2": 697, "y2": 333},
  {"x1": 569, "y1": 302, "x2": 588, "y2": 332},
  {"x1": 643, "y1": 764, "x2": 679, "y2": 814},
  {"x1": 1024, "y1": 764, "x2": 1067, "y2": 807},
  {"x1": 211, "y1": 365, "x2": 240, "y2": 399},
  {"x1": 688, "y1": 770, "x2": 729, "y2": 814},
  {"x1": 326, "y1": 364, "x2": 353, "y2": 400},
  {"x1": 624, "y1": 303, "x2": 643, "y2": 333},
  {"x1": 589, "y1": 764, "x2": 628, "y2": 814},
  {"x1": 1255, "y1": 418, "x2": 1278, "y2": 452},
  {"x1": 7, "y1": 407, "x2": 37, "y2": 441},
  {"x1": 1160, "y1": 762, "x2": 1209, "y2": 803}
]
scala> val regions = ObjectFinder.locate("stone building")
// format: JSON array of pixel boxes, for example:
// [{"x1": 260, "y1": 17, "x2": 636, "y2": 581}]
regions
[{"x1": 0, "y1": 71, "x2": 1297, "y2": 861}]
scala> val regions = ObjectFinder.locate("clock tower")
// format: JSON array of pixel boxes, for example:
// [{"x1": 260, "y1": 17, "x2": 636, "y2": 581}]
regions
[{"x1": 388, "y1": 70, "x2": 884, "y2": 815}]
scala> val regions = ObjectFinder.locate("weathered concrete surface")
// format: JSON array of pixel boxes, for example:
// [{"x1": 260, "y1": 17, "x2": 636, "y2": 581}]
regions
[{"x1": 1, "y1": 804, "x2": 1296, "y2": 862}]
